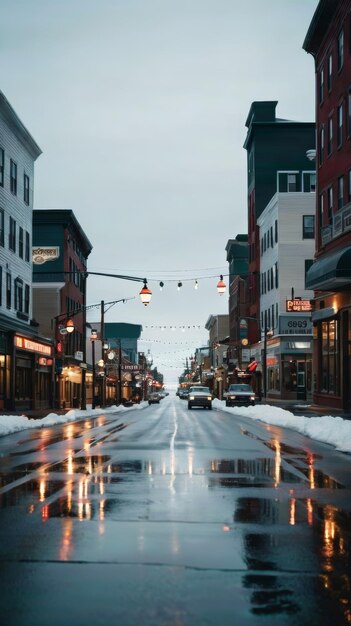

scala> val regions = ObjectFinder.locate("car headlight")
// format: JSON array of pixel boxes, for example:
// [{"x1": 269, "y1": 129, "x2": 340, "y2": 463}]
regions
[
  {"x1": 230, "y1": 395, "x2": 236, "y2": 400},
  {"x1": 250, "y1": 396, "x2": 255, "y2": 401},
  {"x1": 207, "y1": 396, "x2": 212, "y2": 401},
  {"x1": 189, "y1": 395, "x2": 195, "y2": 400}
]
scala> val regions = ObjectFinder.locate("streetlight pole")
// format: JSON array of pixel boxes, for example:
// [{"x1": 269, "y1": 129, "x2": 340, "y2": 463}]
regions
[{"x1": 90, "y1": 329, "x2": 98, "y2": 409}]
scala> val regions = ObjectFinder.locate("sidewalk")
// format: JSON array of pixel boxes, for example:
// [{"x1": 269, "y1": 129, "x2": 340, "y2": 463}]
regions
[{"x1": 262, "y1": 397, "x2": 351, "y2": 419}]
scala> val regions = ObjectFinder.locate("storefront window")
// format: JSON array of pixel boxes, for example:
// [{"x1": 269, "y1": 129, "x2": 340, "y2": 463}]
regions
[
  {"x1": 320, "y1": 319, "x2": 339, "y2": 394},
  {"x1": 282, "y1": 360, "x2": 297, "y2": 391}
]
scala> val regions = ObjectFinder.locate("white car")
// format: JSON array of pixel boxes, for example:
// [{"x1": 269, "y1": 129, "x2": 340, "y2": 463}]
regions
[{"x1": 188, "y1": 386, "x2": 212, "y2": 410}]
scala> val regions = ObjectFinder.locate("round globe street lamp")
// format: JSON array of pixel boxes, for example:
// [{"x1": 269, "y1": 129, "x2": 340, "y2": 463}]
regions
[
  {"x1": 216, "y1": 275, "x2": 226, "y2": 295},
  {"x1": 139, "y1": 280, "x2": 152, "y2": 306},
  {"x1": 65, "y1": 319, "x2": 75, "y2": 333}
]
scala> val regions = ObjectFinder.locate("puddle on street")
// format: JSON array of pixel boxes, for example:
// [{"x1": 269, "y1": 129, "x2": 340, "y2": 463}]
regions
[
  {"x1": 0, "y1": 478, "x2": 65, "y2": 508},
  {"x1": 51, "y1": 455, "x2": 111, "y2": 473},
  {"x1": 209, "y1": 458, "x2": 302, "y2": 485}
]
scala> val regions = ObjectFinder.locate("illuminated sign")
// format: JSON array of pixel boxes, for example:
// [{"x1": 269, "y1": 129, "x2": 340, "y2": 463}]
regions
[
  {"x1": 32, "y1": 246, "x2": 60, "y2": 265},
  {"x1": 38, "y1": 357, "x2": 53, "y2": 366},
  {"x1": 15, "y1": 335, "x2": 52, "y2": 356},
  {"x1": 286, "y1": 299, "x2": 312, "y2": 312}
]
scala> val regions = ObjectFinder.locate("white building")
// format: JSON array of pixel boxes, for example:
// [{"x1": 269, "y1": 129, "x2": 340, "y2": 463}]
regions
[
  {"x1": 0, "y1": 91, "x2": 54, "y2": 412},
  {"x1": 256, "y1": 191, "x2": 315, "y2": 400}
]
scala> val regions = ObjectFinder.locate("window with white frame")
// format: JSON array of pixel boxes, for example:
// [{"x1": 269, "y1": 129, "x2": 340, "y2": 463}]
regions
[
  {"x1": 319, "y1": 125, "x2": 325, "y2": 165},
  {"x1": 338, "y1": 102, "x2": 343, "y2": 147},
  {"x1": 10, "y1": 160, "x2": 17, "y2": 195},
  {"x1": 6, "y1": 272, "x2": 11, "y2": 309},
  {"x1": 287, "y1": 174, "x2": 297, "y2": 192},
  {"x1": 338, "y1": 176, "x2": 344, "y2": 209},
  {"x1": 338, "y1": 30, "x2": 344, "y2": 71},
  {"x1": 19, "y1": 227, "x2": 24, "y2": 258},
  {"x1": 14, "y1": 278, "x2": 23, "y2": 312},
  {"x1": 25, "y1": 231, "x2": 30, "y2": 262},
  {"x1": 24, "y1": 284, "x2": 30, "y2": 315},
  {"x1": 328, "y1": 186, "x2": 333, "y2": 223},
  {"x1": 23, "y1": 174, "x2": 30, "y2": 205},
  {"x1": 303, "y1": 215, "x2": 315, "y2": 239},
  {"x1": 328, "y1": 53, "x2": 332, "y2": 91},
  {"x1": 328, "y1": 116, "x2": 333, "y2": 154},
  {"x1": 319, "y1": 67, "x2": 324, "y2": 104},
  {"x1": 9, "y1": 217, "x2": 16, "y2": 252}
]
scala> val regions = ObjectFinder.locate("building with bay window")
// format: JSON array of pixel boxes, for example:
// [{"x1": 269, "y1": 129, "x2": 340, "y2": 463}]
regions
[
  {"x1": 0, "y1": 90, "x2": 54, "y2": 412},
  {"x1": 303, "y1": 0, "x2": 351, "y2": 410}
]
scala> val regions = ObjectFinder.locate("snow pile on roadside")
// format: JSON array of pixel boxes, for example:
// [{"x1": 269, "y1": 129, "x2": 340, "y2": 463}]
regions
[
  {"x1": 213, "y1": 399, "x2": 351, "y2": 453},
  {"x1": 0, "y1": 402, "x2": 148, "y2": 437}
]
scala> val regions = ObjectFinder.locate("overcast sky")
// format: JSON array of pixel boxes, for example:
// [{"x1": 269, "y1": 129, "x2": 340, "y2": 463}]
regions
[{"x1": 1, "y1": 0, "x2": 318, "y2": 383}]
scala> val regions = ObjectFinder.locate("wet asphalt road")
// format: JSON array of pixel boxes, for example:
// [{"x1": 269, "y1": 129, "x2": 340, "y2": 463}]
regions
[{"x1": 0, "y1": 395, "x2": 351, "y2": 626}]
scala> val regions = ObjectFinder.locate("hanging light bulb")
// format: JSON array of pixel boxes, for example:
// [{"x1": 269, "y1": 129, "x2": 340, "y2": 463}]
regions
[
  {"x1": 159, "y1": 281, "x2": 164, "y2": 291},
  {"x1": 139, "y1": 280, "x2": 152, "y2": 306},
  {"x1": 217, "y1": 275, "x2": 226, "y2": 295},
  {"x1": 177, "y1": 282, "x2": 182, "y2": 291},
  {"x1": 194, "y1": 280, "x2": 198, "y2": 290},
  {"x1": 65, "y1": 319, "x2": 75, "y2": 333}
]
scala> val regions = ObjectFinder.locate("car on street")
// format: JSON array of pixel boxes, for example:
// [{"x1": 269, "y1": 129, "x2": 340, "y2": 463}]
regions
[
  {"x1": 223, "y1": 383, "x2": 256, "y2": 407},
  {"x1": 178, "y1": 387, "x2": 190, "y2": 400},
  {"x1": 187, "y1": 386, "x2": 212, "y2": 410},
  {"x1": 148, "y1": 392, "x2": 161, "y2": 404}
]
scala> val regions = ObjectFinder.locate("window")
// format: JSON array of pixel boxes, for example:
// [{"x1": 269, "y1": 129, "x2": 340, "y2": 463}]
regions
[
  {"x1": 338, "y1": 176, "x2": 344, "y2": 209},
  {"x1": 321, "y1": 319, "x2": 339, "y2": 394},
  {"x1": 275, "y1": 262, "x2": 278, "y2": 288},
  {"x1": 288, "y1": 174, "x2": 297, "y2": 192},
  {"x1": 319, "y1": 67, "x2": 324, "y2": 103},
  {"x1": 319, "y1": 193, "x2": 324, "y2": 227},
  {"x1": 328, "y1": 53, "x2": 332, "y2": 91},
  {"x1": 328, "y1": 186, "x2": 333, "y2": 223},
  {"x1": 310, "y1": 173, "x2": 316, "y2": 192},
  {"x1": 270, "y1": 267, "x2": 273, "y2": 289},
  {"x1": 9, "y1": 217, "x2": 16, "y2": 252},
  {"x1": 303, "y1": 215, "x2": 315, "y2": 239},
  {"x1": 0, "y1": 148, "x2": 4, "y2": 187},
  {"x1": 328, "y1": 116, "x2": 333, "y2": 154},
  {"x1": 6, "y1": 272, "x2": 11, "y2": 309},
  {"x1": 10, "y1": 160, "x2": 17, "y2": 195},
  {"x1": 337, "y1": 103, "x2": 343, "y2": 147},
  {"x1": 14, "y1": 278, "x2": 23, "y2": 312},
  {"x1": 25, "y1": 231, "x2": 30, "y2": 262},
  {"x1": 338, "y1": 30, "x2": 344, "y2": 71},
  {"x1": 275, "y1": 219, "x2": 278, "y2": 243},
  {"x1": 24, "y1": 284, "x2": 30, "y2": 315},
  {"x1": 23, "y1": 174, "x2": 30, "y2": 205},
  {"x1": 305, "y1": 259, "x2": 314, "y2": 286},
  {"x1": 0, "y1": 209, "x2": 4, "y2": 247},
  {"x1": 319, "y1": 125, "x2": 325, "y2": 165},
  {"x1": 270, "y1": 226, "x2": 273, "y2": 247},
  {"x1": 19, "y1": 227, "x2": 24, "y2": 258}
]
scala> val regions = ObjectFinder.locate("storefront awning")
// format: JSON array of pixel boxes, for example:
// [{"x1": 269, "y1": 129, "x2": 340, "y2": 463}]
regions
[{"x1": 306, "y1": 245, "x2": 351, "y2": 290}]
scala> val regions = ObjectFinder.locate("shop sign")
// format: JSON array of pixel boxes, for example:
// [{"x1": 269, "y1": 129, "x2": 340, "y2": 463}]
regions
[
  {"x1": 279, "y1": 316, "x2": 312, "y2": 335},
  {"x1": 239, "y1": 318, "x2": 248, "y2": 339},
  {"x1": 38, "y1": 357, "x2": 53, "y2": 366},
  {"x1": 286, "y1": 299, "x2": 312, "y2": 312},
  {"x1": 123, "y1": 364, "x2": 139, "y2": 372},
  {"x1": 32, "y1": 246, "x2": 60, "y2": 265},
  {"x1": 15, "y1": 335, "x2": 52, "y2": 356},
  {"x1": 75, "y1": 351, "x2": 83, "y2": 361}
]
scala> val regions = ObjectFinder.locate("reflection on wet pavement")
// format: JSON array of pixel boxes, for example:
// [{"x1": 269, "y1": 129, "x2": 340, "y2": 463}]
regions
[{"x1": 0, "y1": 409, "x2": 351, "y2": 624}]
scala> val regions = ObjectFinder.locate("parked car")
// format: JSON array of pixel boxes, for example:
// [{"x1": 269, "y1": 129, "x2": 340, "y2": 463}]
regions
[
  {"x1": 223, "y1": 384, "x2": 255, "y2": 407},
  {"x1": 188, "y1": 386, "x2": 212, "y2": 410},
  {"x1": 178, "y1": 387, "x2": 190, "y2": 400},
  {"x1": 148, "y1": 392, "x2": 160, "y2": 404}
]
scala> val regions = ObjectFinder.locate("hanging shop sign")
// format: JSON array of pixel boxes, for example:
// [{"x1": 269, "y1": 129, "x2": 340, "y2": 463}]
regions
[
  {"x1": 122, "y1": 364, "x2": 140, "y2": 372},
  {"x1": 32, "y1": 246, "x2": 60, "y2": 265},
  {"x1": 38, "y1": 357, "x2": 53, "y2": 366},
  {"x1": 286, "y1": 299, "x2": 312, "y2": 312},
  {"x1": 14, "y1": 335, "x2": 52, "y2": 356}
]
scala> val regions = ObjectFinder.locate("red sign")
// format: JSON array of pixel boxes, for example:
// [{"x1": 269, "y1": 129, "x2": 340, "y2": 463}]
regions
[
  {"x1": 15, "y1": 335, "x2": 52, "y2": 356},
  {"x1": 38, "y1": 357, "x2": 53, "y2": 366},
  {"x1": 286, "y1": 299, "x2": 312, "y2": 312},
  {"x1": 247, "y1": 361, "x2": 258, "y2": 372}
]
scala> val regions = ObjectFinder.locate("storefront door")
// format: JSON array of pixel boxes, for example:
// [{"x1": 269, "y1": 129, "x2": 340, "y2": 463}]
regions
[{"x1": 296, "y1": 361, "x2": 306, "y2": 400}]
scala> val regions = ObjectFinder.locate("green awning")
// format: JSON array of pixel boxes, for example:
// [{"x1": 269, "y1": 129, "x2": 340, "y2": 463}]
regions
[{"x1": 305, "y1": 246, "x2": 351, "y2": 290}]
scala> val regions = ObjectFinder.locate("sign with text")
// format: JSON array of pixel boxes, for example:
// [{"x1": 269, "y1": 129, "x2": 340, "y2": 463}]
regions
[
  {"x1": 32, "y1": 246, "x2": 60, "y2": 265},
  {"x1": 286, "y1": 299, "x2": 312, "y2": 312},
  {"x1": 279, "y1": 316, "x2": 312, "y2": 335},
  {"x1": 15, "y1": 335, "x2": 52, "y2": 356}
]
